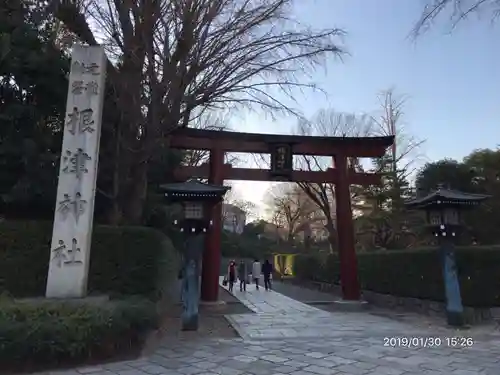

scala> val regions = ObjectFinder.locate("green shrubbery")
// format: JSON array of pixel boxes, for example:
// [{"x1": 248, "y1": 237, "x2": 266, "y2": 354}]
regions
[
  {"x1": 294, "y1": 246, "x2": 500, "y2": 307},
  {"x1": 0, "y1": 297, "x2": 158, "y2": 368},
  {"x1": 0, "y1": 221, "x2": 179, "y2": 300},
  {"x1": 0, "y1": 220, "x2": 179, "y2": 370}
]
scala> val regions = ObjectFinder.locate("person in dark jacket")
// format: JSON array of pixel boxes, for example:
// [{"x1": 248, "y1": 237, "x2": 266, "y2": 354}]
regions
[
  {"x1": 237, "y1": 260, "x2": 247, "y2": 292},
  {"x1": 228, "y1": 260, "x2": 236, "y2": 293},
  {"x1": 262, "y1": 259, "x2": 273, "y2": 291}
]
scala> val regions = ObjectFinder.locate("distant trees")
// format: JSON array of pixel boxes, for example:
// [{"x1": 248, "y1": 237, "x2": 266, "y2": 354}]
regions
[
  {"x1": 0, "y1": 0, "x2": 68, "y2": 219},
  {"x1": 356, "y1": 89, "x2": 424, "y2": 250},
  {"x1": 266, "y1": 89, "x2": 426, "y2": 252},
  {"x1": 222, "y1": 184, "x2": 257, "y2": 225},
  {"x1": 266, "y1": 184, "x2": 319, "y2": 243}
]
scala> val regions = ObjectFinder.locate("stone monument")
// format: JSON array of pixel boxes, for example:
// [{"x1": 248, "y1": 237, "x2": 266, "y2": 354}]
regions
[{"x1": 45, "y1": 45, "x2": 107, "y2": 298}]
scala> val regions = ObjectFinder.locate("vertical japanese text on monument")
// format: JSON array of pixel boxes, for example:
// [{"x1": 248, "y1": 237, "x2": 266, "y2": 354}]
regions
[
  {"x1": 47, "y1": 47, "x2": 106, "y2": 291},
  {"x1": 62, "y1": 148, "x2": 91, "y2": 179},
  {"x1": 72, "y1": 61, "x2": 101, "y2": 75},
  {"x1": 70, "y1": 61, "x2": 101, "y2": 97},
  {"x1": 72, "y1": 80, "x2": 99, "y2": 95},
  {"x1": 66, "y1": 60, "x2": 101, "y2": 136},
  {"x1": 58, "y1": 192, "x2": 87, "y2": 222},
  {"x1": 66, "y1": 107, "x2": 95, "y2": 134},
  {"x1": 52, "y1": 238, "x2": 84, "y2": 268}
]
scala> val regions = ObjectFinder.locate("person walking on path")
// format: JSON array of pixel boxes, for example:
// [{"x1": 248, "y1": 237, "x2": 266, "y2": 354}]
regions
[
  {"x1": 228, "y1": 260, "x2": 236, "y2": 293},
  {"x1": 262, "y1": 259, "x2": 273, "y2": 291},
  {"x1": 237, "y1": 260, "x2": 248, "y2": 292},
  {"x1": 252, "y1": 259, "x2": 262, "y2": 290}
]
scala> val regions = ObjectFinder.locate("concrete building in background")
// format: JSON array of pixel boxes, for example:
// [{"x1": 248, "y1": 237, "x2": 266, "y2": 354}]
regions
[{"x1": 222, "y1": 203, "x2": 246, "y2": 234}]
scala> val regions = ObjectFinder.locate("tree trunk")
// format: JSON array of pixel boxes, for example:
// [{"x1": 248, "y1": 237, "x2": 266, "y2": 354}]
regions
[
  {"x1": 106, "y1": 201, "x2": 123, "y2": 225},
  {"x1": 103, "y1": 118, "x2": 146, "y2": 226},
  {"x1": 122, "y1": 159, "x2": 148, "y2": 225},
  {"x1": 325, "y1": 219, "x2": 337, "y2": 254},
  {"x1": 113, "y1": 50, "x2": 147, "y2": 225}
]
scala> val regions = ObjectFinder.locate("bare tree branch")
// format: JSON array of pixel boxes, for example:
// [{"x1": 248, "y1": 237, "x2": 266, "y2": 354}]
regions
[
  {"x1": 293, "y1": 109, "x2": 375, "y2": 252},
  {"x1": 265, "y1": 183, "x2": 319, "y2": 242},
  {"x1": 48, "y1": 0, "x2": 346, "y2": 222},
  {"x1": 412, "y1": 0, "x2": 500, "y2": 38},
  {"x1": 222, "y1": 184, "x2": 257, "y2": 231},
  {"x1": 181, "y1": 111, "x2": 241, "y2": 166},
  {"x1": 52, "y1": 0, "x2": 346, "y2": 138},
  {"x1": 370, "y1": 88, "x2": 425, "y2": 179}
]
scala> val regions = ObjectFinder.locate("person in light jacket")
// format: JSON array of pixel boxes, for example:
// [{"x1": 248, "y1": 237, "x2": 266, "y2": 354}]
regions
[{"x1": 252, "y1": 259, "x2": 262, "y2": 290}]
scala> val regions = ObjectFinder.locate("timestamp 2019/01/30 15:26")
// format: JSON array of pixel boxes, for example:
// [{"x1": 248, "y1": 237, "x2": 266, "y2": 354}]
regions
[{"x1": 383, "y1": 336, "x2": 474, "y2": 348}]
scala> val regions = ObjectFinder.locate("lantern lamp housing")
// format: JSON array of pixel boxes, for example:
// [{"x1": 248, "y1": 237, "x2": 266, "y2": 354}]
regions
[
  {"x1": 405, "y1": 185, "x2": 489, "y2": 237},
  {"x1": 184, "y1": 201, "x2": 204, "y2": 219},
  {"x1": 160, "y1": 179, "x2": 230, "y2": 234}
]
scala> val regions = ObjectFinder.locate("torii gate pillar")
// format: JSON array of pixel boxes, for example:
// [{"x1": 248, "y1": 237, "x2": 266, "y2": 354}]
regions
[
  {"x1": 200, "y1": 148, "x2": 224, "y2": 302},
  {"x1": 333, "y1": 155, "x2": 361, "y2": 300}
]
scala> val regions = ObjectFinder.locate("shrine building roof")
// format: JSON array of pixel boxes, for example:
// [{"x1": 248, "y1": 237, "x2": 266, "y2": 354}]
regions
[
  {"x1": 405, "y1": 185, "x2": 489, "y2": 209},
  {"x1": 160, "y1": 179, "x2": 230, "y2": 199}
]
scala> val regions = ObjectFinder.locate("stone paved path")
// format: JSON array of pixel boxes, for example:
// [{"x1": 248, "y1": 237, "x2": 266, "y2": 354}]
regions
[
  {"x1": 35, "y1": 278, "x2": 500, "y2": 375},
  {"x1": 223, "y1": 279, "x2": 442, "y2": 341},
  {"x1": 271, "y1": 280, "x2": 337, "y2": 303}
]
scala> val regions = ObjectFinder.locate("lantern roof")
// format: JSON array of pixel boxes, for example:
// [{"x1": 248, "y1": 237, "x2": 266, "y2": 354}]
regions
[
  {"x1": 405, "y1": 185, "x2": 489, "y2": 209},
  {"x1": 160, "y1": 179, "x2": 230, "y2": 200}
]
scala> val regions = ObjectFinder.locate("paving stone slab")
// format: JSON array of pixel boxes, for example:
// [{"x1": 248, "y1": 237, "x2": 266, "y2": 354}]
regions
[{"x1": 32, "y1": 279, "x2": 500, "y2": 375}]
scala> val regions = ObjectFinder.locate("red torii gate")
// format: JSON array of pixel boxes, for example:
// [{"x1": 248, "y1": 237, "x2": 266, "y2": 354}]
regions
[{"x1": 170, "y1": 127, "x2": 394, "y2": 302}]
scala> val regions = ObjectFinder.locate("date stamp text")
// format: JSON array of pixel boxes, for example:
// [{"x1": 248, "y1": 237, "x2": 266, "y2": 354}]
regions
[{"x1": 383, "y1": 336, "x2": 474, "y2": 348}]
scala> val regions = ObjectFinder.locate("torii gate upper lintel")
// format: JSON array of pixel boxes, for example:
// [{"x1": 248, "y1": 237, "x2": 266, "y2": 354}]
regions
[{"x1": 170, "y1": 128, "x2": 394, "y2": 302}]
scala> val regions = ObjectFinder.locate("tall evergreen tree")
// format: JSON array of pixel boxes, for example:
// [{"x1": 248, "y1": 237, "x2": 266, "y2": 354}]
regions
[{"x1": 0, "y1": 0, "x2": 68, "y2": 218}]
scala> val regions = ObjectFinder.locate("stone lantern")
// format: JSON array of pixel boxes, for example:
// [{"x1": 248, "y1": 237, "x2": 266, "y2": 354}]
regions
[
  {"x1": 405, "y1": 184, "x2": 489, "y2": 326},
  {"x1": 160, "y1": 179, "x2": 229, "y2": 331}
]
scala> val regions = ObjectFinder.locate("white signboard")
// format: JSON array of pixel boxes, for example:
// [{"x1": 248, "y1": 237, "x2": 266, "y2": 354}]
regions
[{"x1": 46, "y1": 45, "x2": 106, "y2": 298}]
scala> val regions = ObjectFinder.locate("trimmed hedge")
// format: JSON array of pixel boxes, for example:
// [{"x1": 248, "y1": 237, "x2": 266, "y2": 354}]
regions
[
  {"x1": 0, "y1": 297, "x2": 158, "y2": 369},
  {"x1": 0, "y1": 221, "x2": 179, "y2": 300},
  {"x1": 0, "y1": 221, "x2": 179, "y2": 371},
  {"x1": 294, "y1": 246, "x2": 500, "y2": 307}
]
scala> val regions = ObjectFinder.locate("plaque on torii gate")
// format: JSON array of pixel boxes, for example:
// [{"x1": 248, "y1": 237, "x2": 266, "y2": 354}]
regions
[{"x1": 270, "y1": 143, "x2": 293, "y2": 180}]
